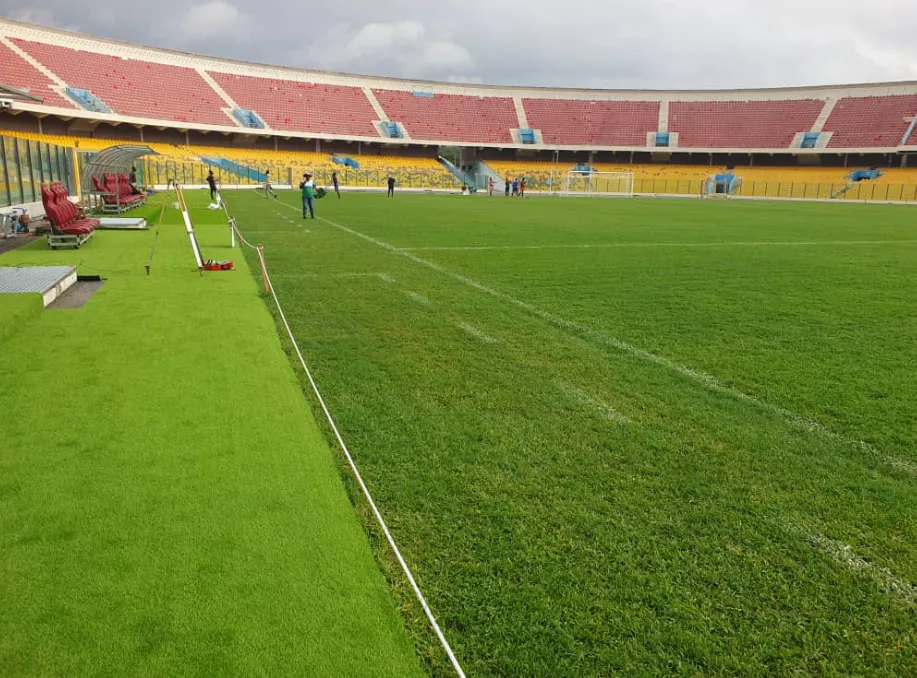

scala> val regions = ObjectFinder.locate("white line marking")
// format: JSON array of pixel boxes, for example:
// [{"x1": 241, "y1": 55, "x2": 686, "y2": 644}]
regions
[
  {"x1": 560, "y1": 383, "x2": 631, "y2": 424},
  {"x1": 806, "y1": 531, "x2": 917, "y2": 605},
  {"x1": 457, "y1": 322, "x2": 496, "y2": 344},
  {"x1": 376, "y1": 273, "x2": 395, "y2": 283},
  {"x1": 404, "y1": 240, "x2": 917, "y2": 252},
  {"x1": 296, "y1": 209, "x2": 913, "y2": 476},
  {"x1": 405, "y1": 291, "x2": 430, "y2": 305}
]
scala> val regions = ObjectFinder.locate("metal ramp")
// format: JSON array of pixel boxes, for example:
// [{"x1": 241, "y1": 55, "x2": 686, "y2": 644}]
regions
[
  {"x1": 0, "y1": 266, "x2": 77, "y2": 307},
  {"x1": 830, "y1": 183, "x2": 857, "y2": 199},
  {"x1": 476, "y1": 161, "x2": 504, "y2": 188},
  {"x1": 437, "y1": 156, "x2": 477, "y2": 189}
]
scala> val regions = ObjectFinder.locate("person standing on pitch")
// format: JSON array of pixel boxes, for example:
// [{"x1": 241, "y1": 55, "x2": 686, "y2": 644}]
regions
[
  {"x1": 488, "y1": 176, "x2": 494, "y2": 196},
  {"x1": 387, "y1": 174, "x2": 396, "y2": 197},
  {"x1": 504, "y1": 176, "x2": 510, "y2": 197},
  {"x1": 300, "y1": 172, "x2": 315, "y2": 219},
  {"x1": 332, "y1": 171, "x2": 341, "y2": 199},
  {"x1": 264, "y1": 169, "x2": 278, "y2": 199},
  {"x1": 207, "y1": 169, "x2": 218, "y2": 201},
  {"x1": 520, "y1": 176, "x2": 526, "y2": 198}
]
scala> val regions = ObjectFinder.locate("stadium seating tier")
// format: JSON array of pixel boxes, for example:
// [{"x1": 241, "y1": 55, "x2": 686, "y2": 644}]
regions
[
  {"x1": 12, "y1": 39, "x2": 230, "y2": 125},
  {"x1": 0, "y1": 41, "x2": 73, "y2": 109},
  {"x1": 210, "y1": 73, "x2": 380, "y2": 137},
  {"x1": 523, "y1": 99, "x2": 659, "y2": 146},
  {"x1": 669, "y1": 100, "x2": 825, "y2": 149},
  {"x1": 373, "y1": 90, "x2": 518, "y2": 144},
  {"x1": 824, "y1": 95, "x2": 917, "y2": 148}
]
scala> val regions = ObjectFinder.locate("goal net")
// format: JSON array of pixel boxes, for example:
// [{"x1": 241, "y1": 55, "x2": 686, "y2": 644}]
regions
[{"x1": 560, "y1": 171, "x2": 634, "y2": 197}]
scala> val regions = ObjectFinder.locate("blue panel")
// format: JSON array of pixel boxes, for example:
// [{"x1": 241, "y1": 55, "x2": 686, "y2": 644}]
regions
[
  {"x1": 706, "y1": 172, "x2": 741, "y2": 194},
  {"x1": 847, "y1": 168, "x2": 881, "y2": 182},
  {"x1": 202, "y1": 157, "x2": 266, "y2": 182},
  {"x1": 655, "y1": 132, "x2": 670, "y2": 147},
  {"x1": 331, "y1": 155, "x2": 361, "y2": 170},
  {"x1": 520, "y1": 129, "x2": 536, "y2": 144},
  {"x1": 232, "y1": 109, "x2": 265, "y2": 129},
  {"x1": 801, "y1": 131, "x2": 820, "y2": 149},
  {"x1": 65, "y1": 87, "x2": 111, "y2": 114},
  {"x1": 411, "y1": 91, "x2": 435, "y2": 98},
  {"x1": 381, "y1": 121, "x2": 402, "y2": 138}
]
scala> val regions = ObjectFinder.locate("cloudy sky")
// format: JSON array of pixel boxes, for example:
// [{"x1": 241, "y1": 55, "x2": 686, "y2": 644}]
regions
[{"x1": 3, "y1": 0, "x2": 917, "y2": 89}]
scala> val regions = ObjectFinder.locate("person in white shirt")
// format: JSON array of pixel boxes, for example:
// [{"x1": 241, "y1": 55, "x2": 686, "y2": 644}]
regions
[{"x1": 299, "y1": 172, "x2": 315, "y2": 219}]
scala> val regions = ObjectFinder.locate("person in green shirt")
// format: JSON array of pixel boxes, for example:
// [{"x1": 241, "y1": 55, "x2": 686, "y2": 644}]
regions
[{"x1": 299, "y1": 172, "x2": 315, "y2": 219}]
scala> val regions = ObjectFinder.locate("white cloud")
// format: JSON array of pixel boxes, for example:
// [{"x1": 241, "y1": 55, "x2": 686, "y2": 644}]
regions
[
  {"x1": 9, "y1": 7, "x2": 79, "y2": 32},
  {"x1": 177, "y1": 0, "x2": 247, "y2": 41},
  {"x1": 347, "y1": 20, "x2": 426, "y2": 58},
  {"x1": 298, "y1": 20, "x2": 477, "y2": 82}
]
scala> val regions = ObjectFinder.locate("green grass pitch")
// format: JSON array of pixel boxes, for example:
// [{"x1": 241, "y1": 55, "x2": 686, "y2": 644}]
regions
[
  {"x1": 0, "y1": 196, "x2": 424, "y2": 677},
  {"x1": 227, "y1": 190, "x2": 917, "y2": 677}
]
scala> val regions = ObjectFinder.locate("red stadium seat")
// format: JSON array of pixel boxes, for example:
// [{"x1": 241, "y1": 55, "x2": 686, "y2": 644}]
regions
[
  {"x1": 210, "y1": 73, "x2": 379, "y2": 136},
  {"x1": 41, "y1": 182, "x2": 98, "y2": 246},
  {"x1": 13, "y1": 39, "x2": 229, "y2": 125},
  {"x1": 523, "y1": 99, "x2": 659, "y2": 146},
  {"x1": 373, "y1": 90, "x2": 517, "y2": 144},
  {"x1": 824, "y1": 95, "x2": 917, "y2": 148},
  {"x1": 668, "y1": 100, "x2": 824, "y2": 148}
]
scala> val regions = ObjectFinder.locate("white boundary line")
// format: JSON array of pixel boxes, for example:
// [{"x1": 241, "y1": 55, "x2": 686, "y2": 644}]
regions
[
  {"x1": 268, "y1": 205, "x2": 914, "y2": 477},
  {"x1": 559, "y1": 383, "x2": 631, "y2": 425},
  {"x1": 403, "y1": 239, "x2": 917, "y2": 252},
  {"x1": 800, "y1": 529, "x2": 917, "y2": 605},
  {"x1": 405, "y1": 291, "x2": 430, "y2": 305},
  {"x1": 456, "y1": 322, "x2": 496, "y2": 344},
  {"x1": 227, "y1": 202, "x2": 468, "y2": 678}
]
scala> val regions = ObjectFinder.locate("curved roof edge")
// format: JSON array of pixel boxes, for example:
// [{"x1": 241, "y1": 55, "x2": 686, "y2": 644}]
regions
[{"x1": 2, "y1": 16, "x2": 917, "y2": 99}]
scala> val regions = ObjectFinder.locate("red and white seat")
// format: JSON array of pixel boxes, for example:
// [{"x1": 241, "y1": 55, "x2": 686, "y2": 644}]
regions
[{"x1": 41, "y1": 182, "x2": 98, "y2": 247}]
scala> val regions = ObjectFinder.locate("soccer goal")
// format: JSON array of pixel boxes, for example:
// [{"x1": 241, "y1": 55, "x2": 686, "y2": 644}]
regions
[{"x1": 559, "y1": 171, "x2": 635, "y2": 197}]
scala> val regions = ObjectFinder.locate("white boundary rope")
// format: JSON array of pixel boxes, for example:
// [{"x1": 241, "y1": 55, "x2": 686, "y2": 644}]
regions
[{"x1": 226, "y1": 203, "x2": 467, "y2": 678}]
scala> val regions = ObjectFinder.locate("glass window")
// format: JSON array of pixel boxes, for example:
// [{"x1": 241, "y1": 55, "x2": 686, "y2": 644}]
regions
[
  {"x1": 54, "y1": 146, "x2": 66, "y2": 184},
  {"x1": 40, "y1": 143, "x2": 53, "y2": 183},
  {"x1": 30, "y1": 140, "x2": 44, "y2": 186},
  {"x1": 59, "y1": 148, "x2": 72, "y2": 192},
  {"x1": 0, "y1": 138, "x2": 9, "y2": 207},
  {"x1": 17, "y1": 139, "x2": 34, "y2": 202},
  {"x1": 4, "y1": 138, "x2": 22, "y2": 204}
]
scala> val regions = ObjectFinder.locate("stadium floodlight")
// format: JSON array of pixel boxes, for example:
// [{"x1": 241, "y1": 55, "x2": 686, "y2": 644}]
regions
[{"x1": 559, "y1": 171, "x2": 635, "y2": 197}]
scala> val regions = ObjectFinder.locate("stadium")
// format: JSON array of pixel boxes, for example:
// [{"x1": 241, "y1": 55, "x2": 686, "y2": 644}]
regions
[{"x1": 1, "y1": 9, "x2": 916, "y2": 677}]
